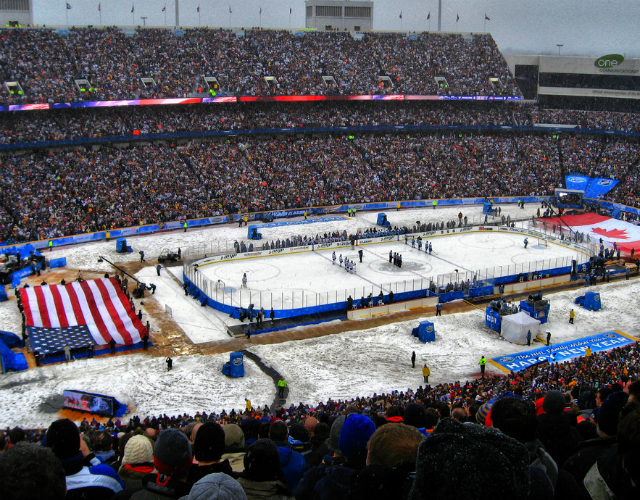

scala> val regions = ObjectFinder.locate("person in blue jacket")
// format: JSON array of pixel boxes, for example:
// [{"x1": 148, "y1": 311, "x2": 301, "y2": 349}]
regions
[{"x1": 269, "y1": 421, "x2": 307, "y2": 491}]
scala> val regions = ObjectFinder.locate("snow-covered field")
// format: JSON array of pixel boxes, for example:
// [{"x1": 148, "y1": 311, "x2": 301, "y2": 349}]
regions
[{"x1": 0, "y1": 204, "x2": 637, "y2": 428}]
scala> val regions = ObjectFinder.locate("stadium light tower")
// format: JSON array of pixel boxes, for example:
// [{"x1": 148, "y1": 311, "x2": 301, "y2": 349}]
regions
[{"x1": 557, "y1": 44, "x2": 563, "y2": 55}]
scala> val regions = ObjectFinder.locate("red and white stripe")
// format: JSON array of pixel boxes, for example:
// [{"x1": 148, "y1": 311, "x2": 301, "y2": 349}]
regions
[{"x1": 20, "y1": 278, "x2": 144, "y2": 345}]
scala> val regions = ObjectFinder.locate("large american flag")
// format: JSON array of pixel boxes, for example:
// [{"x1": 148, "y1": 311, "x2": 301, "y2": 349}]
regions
[{"x1": 19, "y1": 278, "x2": 145, "y2": 345}]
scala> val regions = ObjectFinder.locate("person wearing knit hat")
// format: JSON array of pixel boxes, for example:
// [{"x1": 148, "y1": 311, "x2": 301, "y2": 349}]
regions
[
  {"x1": 45, "y1": 418, "x2": 124, "y2": 498},
  {"x1": 188, "y1": 422, "x2": 234, "y2": 485},
  {"x1": 118, "y1": 435, "x2": 155, "y2": 490},
  {"x1": 181, "y1": 473, "x2": 247, "y2": 500},
  {"x1": 338, "y1": 414, "x2": 376, "y2": 461},
  {"x1": 408, "y1": 418, "x2": 531, "y2": 500},
  {"x1": 297, "y1": 414, "x2": 376, "y2": 500},
  {"x1": 237, "y1": 440, "x2": 293, "y2": 499},
  {"x1": 122, "y1": 428, "x2": 193, "y2": 499},
  {"x1": 220, "y1": 424, "x2": 246, "y2": 474}
]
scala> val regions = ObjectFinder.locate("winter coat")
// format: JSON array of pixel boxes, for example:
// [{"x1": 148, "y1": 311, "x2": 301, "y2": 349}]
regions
[
  {"x1": 584, "y1": 444, "x2": 639, "y2": 500},
  {"x1": 236, "y1": 477, "x2": 294, "y2": 500},
  {"x1": 274, "y1": 444, "x2": 307, "y2": 491},
  {"x1": 118, "y1": 463, "x2": 155, "y2": 490},
  {"x1": 186, "y1": 459, "x2": 236, "y2": 485}
]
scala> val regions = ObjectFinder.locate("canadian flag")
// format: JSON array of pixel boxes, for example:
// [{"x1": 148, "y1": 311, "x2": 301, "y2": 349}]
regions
[{"x1": 544, "y1": 213, "x2": 640, "y2": 253}]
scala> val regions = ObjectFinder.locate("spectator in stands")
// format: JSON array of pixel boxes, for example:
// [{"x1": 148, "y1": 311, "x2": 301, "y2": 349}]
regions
[
  {"x1": 294, "y1": 414, "x2": 347, "y2": 499},
  {"x1": 563, "y1": 391, "x2": 630, "y2": 499},
  {"x1": 490, "y1": 397, "x2": 559, "y2": 495},
  {"x1": 45, "y1": 418, "x2": 124, "y2": 499},
  {"x1": 237, "y1": 439, "x2": 294, "y2": 500},
  {"x1": 116, "y1": 428, "x2": 193, "y2": 499},
  {"x1": 89, "y1": 428, "x2": 118, "y2": 467},
  {"x1": 304, "y1": 421, "x2": 330, "y2": 468},
  {"x1": 583, "y1": 402, "x2": 640, "y2": 499},
  {"x1": 309, "y1": 413, "x2": 375, "y2": 500},
  {"x1": 0, "y1": 443, "x2": 66, "y2": 500},
  {"x1": 117, "y1": 434, "x2": 155, "y2": 490},
  {"x1": 402, "y1": 403, "x2": 428, "y2": 436},
  {"x1": 408, "y1": 418, "x2": 531, "y2": 500},
  {"x1": 183, "y1": 473, "x2": 247, "y2": 500},
  {"x1": 8, "y1": 427, "x2": 25, "y2": 447},
  {"x1": 221, "y1": 424, "x2": 246, "y2": 474},
  {"x1": 268, "y1": 421, "x2": 307, "y2": 491},
  {"x1": 187, "y1": 421, "x2": 234, "y2": 484},
  {"x1": 536, "y1": 391, "x2": 581, "y2": 468},
  {"x1": 347, "y1": 423, "x2": 423, "y2": 500},
  {"x1": 627, "y1": 380, "x2": 640, "y2": 404}
]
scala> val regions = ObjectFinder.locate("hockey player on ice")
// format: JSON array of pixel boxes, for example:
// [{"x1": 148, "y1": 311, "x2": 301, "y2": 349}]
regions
[
  {"x1": 332, "y1": 251, "x2": 336, "y2": 265},
  {"x1": 339, "y1": 254, "x2": 343, "y2": 267},
  {"x1": 242, "y1": 273, "x2": 248, "y2": 288}
]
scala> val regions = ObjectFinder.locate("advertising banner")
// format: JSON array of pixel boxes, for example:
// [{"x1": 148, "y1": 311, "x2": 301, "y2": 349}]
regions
[{"x1": 492, "y1": 331, "x2": 636, "y2": 373}]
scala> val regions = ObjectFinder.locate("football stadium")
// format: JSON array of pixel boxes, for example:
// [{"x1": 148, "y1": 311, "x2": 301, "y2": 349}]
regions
[{"x1": 0, "y1": 1, "x2": 639, "y2": 499}]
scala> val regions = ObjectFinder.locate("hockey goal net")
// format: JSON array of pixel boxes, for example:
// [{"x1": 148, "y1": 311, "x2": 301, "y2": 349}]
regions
[{"x1": 537, "y1": 238, "x2": 548, "y2": 248}]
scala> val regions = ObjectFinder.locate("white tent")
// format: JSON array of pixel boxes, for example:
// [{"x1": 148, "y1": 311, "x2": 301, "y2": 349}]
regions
[{"x1": 501, "y1": 311, "x2": 541, "y2": 344}]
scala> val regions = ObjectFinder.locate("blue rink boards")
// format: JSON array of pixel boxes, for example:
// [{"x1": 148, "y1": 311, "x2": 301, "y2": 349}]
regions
[{"x1": 491, "y1": 331, "x2": 637, "y2": 373}]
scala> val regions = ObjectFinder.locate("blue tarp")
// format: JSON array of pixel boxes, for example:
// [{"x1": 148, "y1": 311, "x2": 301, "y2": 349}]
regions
[
  {"x1": 0, "y1": 338, "x2": 28, "y2": 372},
  {"x1": 49, "y1": 257, "x2": 67, "y2": 268},
  {"x1": 0, "y1": 330, "x2": 22, "y2": 348}
]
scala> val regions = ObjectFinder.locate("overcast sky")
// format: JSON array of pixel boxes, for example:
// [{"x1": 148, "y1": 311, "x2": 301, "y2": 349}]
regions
[{"x1": 32, "y1": 0, "x2": 640, "y2": 58}]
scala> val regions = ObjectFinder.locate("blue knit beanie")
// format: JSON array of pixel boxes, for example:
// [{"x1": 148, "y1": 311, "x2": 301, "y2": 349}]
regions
[{"x1": 338, "y1": 414, "x2": 376, "y2": 460}]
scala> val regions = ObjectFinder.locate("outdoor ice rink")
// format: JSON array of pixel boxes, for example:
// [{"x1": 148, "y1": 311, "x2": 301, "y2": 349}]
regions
[{"x1": 196, "y1": 231, "x2": 587, "y2": 311}]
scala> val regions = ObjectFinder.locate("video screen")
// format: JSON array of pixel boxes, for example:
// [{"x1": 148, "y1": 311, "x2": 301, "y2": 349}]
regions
[
  {"x1": 556, "y1": 191, "x2": 583, "y2": 208},
  {"x1": 63, "y1": 390, "x2": 115, "y2": 416}
]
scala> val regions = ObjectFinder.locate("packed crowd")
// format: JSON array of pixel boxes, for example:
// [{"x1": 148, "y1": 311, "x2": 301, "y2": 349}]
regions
[
  {"x1": 0, "y1": 101, "x2": 525, "y2": 144},
  {"x1": 5, "y1": 101, "x2": 640, "y2": 146},
  {"x1": 527, "y1": 106, "x2": 640, "y2": 133},
  {"x1": 0, "y1": 343, "x2": 638, "y2": 499},
  {"x1": 0, "y1": 132, "x2": 572, "y2": 243},
  {"x1": 2, "y1": 130, "x2": 638, "y2": 244},
  {"x1": 0, "y1": 27, "x2": 519, "y2": 104}
]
